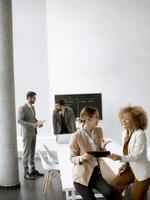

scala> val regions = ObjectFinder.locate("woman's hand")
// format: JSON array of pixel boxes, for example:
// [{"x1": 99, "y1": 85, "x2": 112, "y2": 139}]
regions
[
  {"x1": 81, "y1": 153, "x2": 93, "y2": 161},
  {"x1": 107, "y1": 153, "x2": 121, "y2": 161},
  {"x1": 117, "y1": 164, "x2": 128, "y2": 176}
]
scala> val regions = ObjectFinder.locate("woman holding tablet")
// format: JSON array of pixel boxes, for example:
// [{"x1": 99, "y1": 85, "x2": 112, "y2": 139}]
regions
[{"x1": 69, "y1": 106, "x2": 115, "y2": 200}]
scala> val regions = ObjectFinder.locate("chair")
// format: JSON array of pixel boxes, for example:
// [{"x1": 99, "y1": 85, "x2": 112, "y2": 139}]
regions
[
  {"x1": 36, "y1": 149, "x2": 60, "y2": 197},
  {"x1": 43, "y1": 144, "x2": 59, "y2": 164}
]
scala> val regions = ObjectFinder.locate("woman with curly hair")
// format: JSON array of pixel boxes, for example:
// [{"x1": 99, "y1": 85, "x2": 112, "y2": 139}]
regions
[{"x1": 108, "y1": 105, "x2": 150, "y2": 200}]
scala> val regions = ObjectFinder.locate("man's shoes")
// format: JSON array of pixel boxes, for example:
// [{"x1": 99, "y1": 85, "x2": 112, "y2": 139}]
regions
[
  {"x1": 24, "y1": 173, "x2": 35, "y2": 180},
  {"x1": 30, "y1": 170, "x2": 44, "y2": 177}
]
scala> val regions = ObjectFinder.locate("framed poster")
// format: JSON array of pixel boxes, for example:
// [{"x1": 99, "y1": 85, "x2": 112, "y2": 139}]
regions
[{"x1": 55, "y1": 93, "x2": 102, "y2": 120}]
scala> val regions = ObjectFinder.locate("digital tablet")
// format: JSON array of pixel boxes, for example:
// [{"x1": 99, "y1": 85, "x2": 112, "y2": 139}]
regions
[{"x1": 87, "y1": 151, "x2": 110, "y2": 157}]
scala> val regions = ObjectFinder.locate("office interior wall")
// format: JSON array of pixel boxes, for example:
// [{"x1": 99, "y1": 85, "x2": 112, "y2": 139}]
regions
[
  {"x1": 11, "y1": 0, "x2": 150, "y2": 147},
  {"x1": 12, "y1": 0, "x2": 50, "y2": 138},
  {"x1": 46, "y1": 0, "x2": 150, "y2": 145}
]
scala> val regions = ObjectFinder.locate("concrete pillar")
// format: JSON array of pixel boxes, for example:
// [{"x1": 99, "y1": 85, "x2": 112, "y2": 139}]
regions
[{"x1": 0, "y1": 0, "x2": 20, "y2": 188}]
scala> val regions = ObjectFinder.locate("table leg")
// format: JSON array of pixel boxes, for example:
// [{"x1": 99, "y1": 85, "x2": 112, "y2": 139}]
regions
[{"x1": 65, "y1": 190, "x2": 76, "y2": 200}]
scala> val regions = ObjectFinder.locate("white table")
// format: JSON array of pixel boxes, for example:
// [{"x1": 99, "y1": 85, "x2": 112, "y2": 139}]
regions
[
  {"x1": 102, "y1": 139, "x2": 122, "y2": 177},
  {"x1": 57, "y1": 139, "x2": 123, "y2": 200},
  {"x1": 57, "y1": 144, "x2": 76, "y2": 200}
]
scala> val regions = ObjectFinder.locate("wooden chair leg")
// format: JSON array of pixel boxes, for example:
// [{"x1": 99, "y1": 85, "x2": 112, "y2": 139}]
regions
[
  {"x1": 43, "y1": 170, "x2": 59, "y2": 198},
  {"x1": 43, "y1": 172, "x2": 47, "y2": 190},
  {"x1": 47, "y1": 171, "x2": 52, "y2": 186},
  {"x1": 43, "y1": 171, "x2": 49, "y2": 196},
  {"x1": 53, "y1": 170, "x2": 60, "y2": 180},
  {"x1": 43, "y1": 174, "x2": 47, "y2": 196},
  {"x1": 44, "y1": 171, "x2": 52, "y2": 196}
]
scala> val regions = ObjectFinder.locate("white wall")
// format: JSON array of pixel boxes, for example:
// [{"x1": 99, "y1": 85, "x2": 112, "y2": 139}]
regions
[
  {"x1": 12, "y1": 0, "x2": 50, "y2": 138},
  {"x1": 12, "y1": 0, "x2": 150, "y2": 148},
  {"x1": 46, "y1": 0, "x2": 150, "y2": 145}
]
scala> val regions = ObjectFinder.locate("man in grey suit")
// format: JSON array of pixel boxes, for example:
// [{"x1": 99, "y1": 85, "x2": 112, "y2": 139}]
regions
[
  {"x1": 18, "y1": 91, "x2": 43, "y2": 180},
  {"x1": 52, "y1": 99, "x2": 76, "y2": 135}
]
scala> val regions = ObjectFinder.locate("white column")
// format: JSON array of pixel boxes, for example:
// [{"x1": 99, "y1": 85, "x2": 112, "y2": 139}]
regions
[{"x1": 0, "y1": 0, "x2": 20, "y2": 188}]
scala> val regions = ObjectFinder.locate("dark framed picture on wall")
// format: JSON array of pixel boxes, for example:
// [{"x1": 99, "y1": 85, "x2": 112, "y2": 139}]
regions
[{"x1": 55, "y1": 93, "x2": 102, "y2": 120}]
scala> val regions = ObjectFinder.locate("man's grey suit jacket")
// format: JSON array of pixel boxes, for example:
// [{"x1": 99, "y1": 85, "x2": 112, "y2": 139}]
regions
[
  {"x1": 52, "y1": 106, "x2": 76, "y2": 135},
  {"x1": 17, "y1": 103, "x2": 37, "y2": 137}
]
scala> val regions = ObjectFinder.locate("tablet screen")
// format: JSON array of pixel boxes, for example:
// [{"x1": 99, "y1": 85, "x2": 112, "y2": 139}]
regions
[{"x1": 87, "y1": 151, "x2": 110, "y2": 157}]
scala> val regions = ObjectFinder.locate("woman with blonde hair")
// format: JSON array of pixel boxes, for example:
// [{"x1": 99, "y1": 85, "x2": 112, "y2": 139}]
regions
[
  {"x1": 69, "y1": 106, "x2": 115, "y2": 200},
  {"x1": 108, "y1": 105, "x2": 150, "y2": 200}
]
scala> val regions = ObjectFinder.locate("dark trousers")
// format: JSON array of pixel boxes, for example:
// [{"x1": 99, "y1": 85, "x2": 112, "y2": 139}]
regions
[{"x1": 74, "y1": 166, "x2": 115, "y2": 200}]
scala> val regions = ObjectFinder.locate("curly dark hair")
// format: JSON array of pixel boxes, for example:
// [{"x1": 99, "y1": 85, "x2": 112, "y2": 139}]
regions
[{"x1": 118, "y1": 105, "x2": 148, "y2": 130}]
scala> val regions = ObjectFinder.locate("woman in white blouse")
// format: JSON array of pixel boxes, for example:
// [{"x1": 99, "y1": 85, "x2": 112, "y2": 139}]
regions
[{"x1": 108, "y1": 105, "x2": 150, "y2": 200}]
